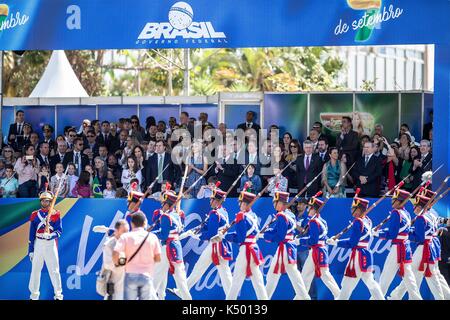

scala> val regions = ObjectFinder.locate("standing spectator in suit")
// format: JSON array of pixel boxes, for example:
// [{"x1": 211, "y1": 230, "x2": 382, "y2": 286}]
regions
[
  {"x1": 311, "y1": 121, "x2": 334, "y2": 147},
  {"x1": 98, "y1": 144, "x2": 109, "y2": 162},
  {"x1": 83, "y1": 130, "x2": 99, "y2": 155},
  {"x1": 239, "y1": 164, "x2": 262, "y2": 194},
  {"x1": 110, "y1": 129, "x2": 128, "y2": 155},
  {"x1": 65, "y1": 128, "x2": 78, "y2": 150},
  {"x1": 29, "y1": 132, "x2": 40, "y2": 151},
  {"x1": 145, "y1": 140, "x2": 156, "y2": 160},
  {"x1": 352, "y1": 142, "x2": 382, "y2": 198},
  {"x1": 36, "y1": 142, "x2": 51, "y2": 168},
  {"x1": 145, "y1": 140, "x2": 175, "y2": 193},
  {"x1": 374, "y1": 124, "x2": 384, "y2": 137},
  {"x1": 296, "y1": 140, "x2": 323, "y2": 197},
  {"x1": 179, "y1": 111, "x2": 194, "y2": 139},
  {"x1": 14, "y1": 144, "x2": 40, "y2": 198},
  {"x1": 15, "y1": 122, "x2": 32, "y2": 152},
  {"x1": 7, "y1": 110, "x2": 25, "y2": 150},
  {"x1": 246, "y1": 139, "x2": 261, "y2": 175},
  {"x1": 336, "y1": 116, "x2": 359, "y2": 165},
  {"x1": 317, "y1": 137, "x2": 330, "y2": 163},
  {"x1": 41, "y1": 124, "x2": 56, "y2": 154},
  {"x1": 410, "y1": 140, "x2": 432, "y2": 190},
  {"x1": 237, "y1": 111, "x2": 261, "y2": 132},
  {"x1": 96, "y1": 121, "x2": 114, "y2": 150},
  {"x1": 214, "y1": 144, "x2": 239, "y2": 197},
  {"x1": 63, "y1": 138, "x2": 89, "y2": 177},
  {"x1": 308, "y1": 129, "x2": 320, "y2": 152},
  {"x1": 50, "y1": 142, "x2": 68, "y2": 175}
]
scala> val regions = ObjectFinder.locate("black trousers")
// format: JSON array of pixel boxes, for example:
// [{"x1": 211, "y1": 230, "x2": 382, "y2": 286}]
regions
[
  {"x1": 18, "y1": 180, "x2": 38, "y2": 198},
  {"x1": 439, "y1": 261, "x2": 450, "y2": 286}
]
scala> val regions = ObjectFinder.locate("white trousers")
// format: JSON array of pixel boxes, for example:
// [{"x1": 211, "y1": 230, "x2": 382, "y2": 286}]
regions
[
  {"x1": 378, "y1": 245, "x2": 422, "y2": 300},
  {"x1": 389, "y1": 245, "x2": 444, "y2": 300},
  {"x1": 29, "y1": 238, "x2": 63, "y2": 300},
  {"x1": 153, "y1": 245, "x2": 192, "y2": 300},
  {"x1": 226, "y1": 245, "x2": 268, "y2": 300},
  {"x1": 302, "y1": 249, "x2": 341, "y2": 299},
  {"x1": 265, "y1": 245, "x2": 310, "y2": 300},
  {"x1": 187, "y1": 241, "x2": 233, "y2": 296},
  {"x1": 337, "y1": 250, "x2": 384, "y2": 300}
]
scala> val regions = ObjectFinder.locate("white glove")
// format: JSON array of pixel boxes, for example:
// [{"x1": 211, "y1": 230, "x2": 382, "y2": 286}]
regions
[
  {"x1": 179, "y1": 230, "x2": 200, "y2": 241},
  {"x1": 29, "y1": 252, "x2": 34, "y2": 262},
  {"x1": 372, "y1": 229, "x2": 381, "y2": 237},
  {"x1": 326, "y1": 238, "x2": 337, "y2": 246},
  {"x1": 256, "y1": 232, "x2": 265, "y2": 239},
  {"x1": 93, "y1": 225, "x2": 111, "y2": 233},
  {"x1": 211, "y1": 233, "x2": 224, "y2": 243},
  {"x1": 293, "y1": 238, "x2": 300, "y2": 246},
  {"x1": 296, "y1": 221, "x2": 302, "y2": 229},
  {"x1": 41, "y1": 233, "x2": 52, "y2": 240}
]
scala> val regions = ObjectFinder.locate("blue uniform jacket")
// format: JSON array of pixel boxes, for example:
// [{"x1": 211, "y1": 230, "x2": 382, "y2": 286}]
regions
[{"x1": 29, "y1": 208, "x2": 63, "y2": 253}]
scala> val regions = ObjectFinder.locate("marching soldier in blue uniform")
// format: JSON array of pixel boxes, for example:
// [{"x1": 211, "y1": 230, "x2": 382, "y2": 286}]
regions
[
  {"x1": 327, "y1": 196, "x2": 384, "y2": 300},
  {"x1": 176, "y1": 182, "x2": 233, "y2": 297},
  {"x1": 296, "y1": 193, "x2": 341, "y2": 299},
  {"x1": 263, "y1": 190, "x2": 310, "y2": 300},
  {"x1": 28, "y1": 191, "x2": 63, "y2": 300},
  {"x1": 215, "y1": 188, "x2": 268, "y2": 300},
  {"x1": 388, "y1": 191, "x2": 445, "y2": 300},
  {"x1": 372, "y1": 189, "x2": 422, "y2": 300},
  {"x1": 152, "y1": 190, "x2": 192, "y2": 300}
]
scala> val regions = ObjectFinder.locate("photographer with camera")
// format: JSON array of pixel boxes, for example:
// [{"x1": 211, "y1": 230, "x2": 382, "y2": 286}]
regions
[
  {"x1": 101, "y1": 219, "x2": 129, "y2": 300},
  {"x1": 14, "y1": 144, "x2": 40, "y2": 198},
  {"x1": 113, "y1": 211, "x2": 161, "y2": 300}
]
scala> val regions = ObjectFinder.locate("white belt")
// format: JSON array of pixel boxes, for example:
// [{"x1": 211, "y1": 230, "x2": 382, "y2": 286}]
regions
[
  {"x1": 356, "y1": 242, "x2": 369, "y2": 248},
  {"x1": 36, "y1": 234, "x2": 52, "y2": 240},
  {"x1": 317, "y1": 240, "x2": 325, "y2": 246},
  {"x1": 395, "y1": 235, "x2": 408, "y2": 240},
  {"x1": 168, "y1": 235, "x2": 179, "y2": 241},
  {"x1": 244, "y1": 237, "x2": 257, "y2": 244},
  {"x1": 284, "y1": 234, "x2": 294, "y2": 241},
  {"x1": 425, "y1": 236, "x2": 433, "y2": 240}
]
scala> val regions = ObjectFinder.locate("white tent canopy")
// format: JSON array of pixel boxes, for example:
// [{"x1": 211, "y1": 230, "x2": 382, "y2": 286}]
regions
[{"x1": 29, "y1": 50, "x2": 89, "y2": 98}]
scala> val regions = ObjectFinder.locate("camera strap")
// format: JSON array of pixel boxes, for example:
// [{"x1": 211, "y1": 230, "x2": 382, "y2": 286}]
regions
[{"x1": 126, "y1": 230, "x2": 151, "y2": 264}]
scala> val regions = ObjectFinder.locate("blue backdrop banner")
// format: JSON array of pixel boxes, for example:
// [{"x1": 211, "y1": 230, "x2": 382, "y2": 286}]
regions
[
  {"x1": 0, "y1": 0, "x2": 450, "y2": 50},
  {"x1": 0, "y1": 197, "x2": 442, "y2": 300}
]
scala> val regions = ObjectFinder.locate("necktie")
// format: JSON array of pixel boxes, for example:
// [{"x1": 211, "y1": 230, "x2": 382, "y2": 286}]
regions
[
  {"x1": 18, "y1": 124, "x2": 22, "y2": 134},
  {"x1": 158, "y1": 155, "x2": 163, "y2": 183},
  {"x1": 44, "y1": 156, "x2": 48, "y2": 165},
  {"x1": 304, "y1": 156, "x2": 310, "y2": 184},
  {"x1": 247, "y1": 123, "x2": 251, "y2": 128},
  {"x1": 365, "y1": 156, "x2": 369, "y2": 167},
  {"x1": 75, "y1": 152, "x2": 80, "y2": 175}
]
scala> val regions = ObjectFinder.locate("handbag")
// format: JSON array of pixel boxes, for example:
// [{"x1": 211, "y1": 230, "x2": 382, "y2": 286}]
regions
[{"x1": 96, "y1": 266, "x2": 112, "y2": 297}]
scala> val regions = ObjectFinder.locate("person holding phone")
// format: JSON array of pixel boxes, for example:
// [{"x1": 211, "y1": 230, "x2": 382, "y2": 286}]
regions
[{"x1": 14, "y1": 144, "x2": 40, "y2": 198}]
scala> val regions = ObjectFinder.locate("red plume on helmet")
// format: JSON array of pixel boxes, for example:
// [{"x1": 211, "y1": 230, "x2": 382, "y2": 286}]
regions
[
  {"x1": 396, "y1": 181, "x2": 405, "y2": 189},
  {"x1": 215, "y1": 181, "x2": 221, "y2": 188},
  {"x1": 314, "y1": 191, "x2": 323, "y2": 198},
  {"x1": 354, "y1": 188, "x2": 361, "y2": 198},
  {"x1": 44, "y1": 182, "x2": 49, "y2": 192},
  {"x1": 165, "y1": 182, "x2": 171, "y2": 190},
  {"x1": 244, "y1": 181, "x2": 251, "y2": 192},
  {"x1": 130, "y1": 181, "x2": 138, "y2": 191}
]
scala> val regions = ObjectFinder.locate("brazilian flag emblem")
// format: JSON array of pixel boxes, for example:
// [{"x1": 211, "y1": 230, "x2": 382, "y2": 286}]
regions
[{"x1": 92, "y1": 176, "x2": 103, "y2": 198}]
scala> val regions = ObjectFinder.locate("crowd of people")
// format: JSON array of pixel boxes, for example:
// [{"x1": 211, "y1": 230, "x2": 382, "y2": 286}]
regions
[{"x1": 0, "y1": 109, "x2": 434, "y2": 200}]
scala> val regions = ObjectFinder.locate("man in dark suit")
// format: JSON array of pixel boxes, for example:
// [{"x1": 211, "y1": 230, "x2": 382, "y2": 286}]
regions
[
  {"x1": 352, "y1": 141, "x2": 383, "y2": 198},
  {"x1": 244, "y1": 139, "x2": 262, "y2": 175},
  {"x1": 214, "y1": 145, "x2": 239, "y2": 197},
  {"x1": 62, "y1": 137, "x2": 90, "y2": 176},
  {"x1": 41, "y1": 124, "x2": 56, "y2": 153},
  {"x1": 36, "y1": 142, "x2": 51, "y2": 168},
  {"x1": 296, "y1": 140, "x2": 323, "y2": 197},
  {"x1": 237, "y1": 111, "x2": 261, "y2": 132},
  {"x1": 50, "y1": 142, "x2": 68, "y2": 175},
  {"x1": 411, "y1": 139, "x2": 433, "y2": 189},
  {"x1": 96, "y1": 120, "x2": 117, "y2": 150},
  {"x1": 144, "y1": 140, "x2": 176, "y2": 193},
  {"x1": 336, "y1": 116, "x2": 360, "y2": 165},
  {"x1": 84, "y1": 130, "x2": 100, "y2": 155},
  {"x1": 317, "y1": 137, "x2": 330, "y2": 164},
  {"x1": 7, "y1": 110, "x2": 25, "y2": 147}
]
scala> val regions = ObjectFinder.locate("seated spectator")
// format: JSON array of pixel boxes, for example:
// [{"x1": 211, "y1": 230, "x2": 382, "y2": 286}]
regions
[
  {"x1": 240, "y1": 164, "x2": 262, "y2": 194},
  {"x1": 2, "y1": 146, "x2": 16, "y2": 166},
  {"x1": 132, "y1": 145, "x2": 145, "y2": 170},
  {"x1": 130, "y1": 115, "x2": 145, "y2": 143},
  {"x1": 197, "y1": 176, "x2": 218, "y2": 199},
  {"x1": 38, "y1": 164, "x2": 50, "y2": 193},
  {"x1": 14, "y1": 144, "x2": 39, "y2": 198},
  {"x1": 121, "y1": 156, "x2": 142, "y2": 193},
  {"x1": 97, "y1": 144, "x2": 109, "y2": 162},
  {"x1": 72, "y1": 170, "x2": 93, "y2": 198},
  {"x1": 103, "y1": 178, "x2": 117, "y2": 199},
  {"x1": 0, "y1": 164, "x2": 19, "y2": 198},
  {"x1": 352, "y1": 142, "x2": 382, "y2": 198},
  {"x1": 267, "y1": 166, "x2": 288, "y2": 197},
  {"x1": 66, "y1": 163, "x2": 79, "y2": 198},
  {"x1": 185, "y1": 141, "x2": 208, "y2": 198},
  {"x1": 322, "y1": 147, "x2": 347, "y2": 198},
  {"x1": 107, "y1": 154, "x2": 122, "y2": 187},
  {"x1": 84, "y1": 130, "x2": 99, "y2": 155},
  {"x1": 119, "y1": 136, "x2": 137, "y2": 168},
  {"x1": 94, "y1": 156, "x2": 108, "y2": 191},
  {"x1": 85, "y1": 164, "x2": 95, "y2": 186},
  {"x1": 115, "y1": 187, "x2": 128, "y2": 199},
  {"x1": 50, "y1": 163, "x2": 69, "y2": 198}
]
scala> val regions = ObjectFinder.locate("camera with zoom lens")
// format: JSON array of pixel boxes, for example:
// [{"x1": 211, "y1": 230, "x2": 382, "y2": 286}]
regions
[{"x1": 438, "y1": 217, "x2": 449, "y2": 225}]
